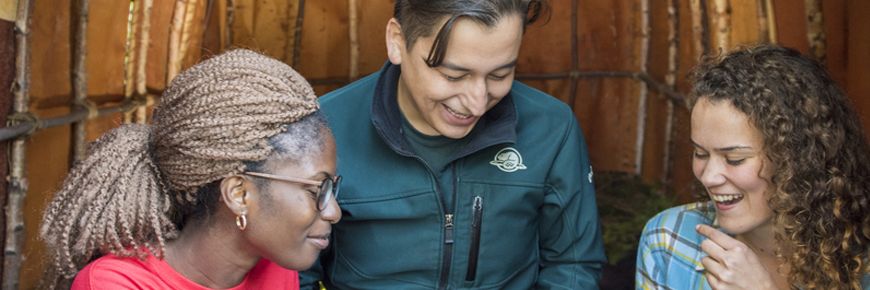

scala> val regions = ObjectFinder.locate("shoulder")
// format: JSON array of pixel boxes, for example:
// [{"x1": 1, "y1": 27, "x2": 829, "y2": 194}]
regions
[
  {"x1": 642, "y1": 202, "x2": 714, "y2": 240},
  {"x1": 509, "y1": 81, "x2": 578, "y2": 137},
  {"x1": 319, "y1": 72, "x2": 379, "y2": 108},
  {"x1": 72, "y1": 254, "x2": 163, "y2": 289},
  {"x1": 509, "y1": 81, "x2": 573, "y2": 116},
  {"x1": 637, "y1": 203, "x2": 714, "y2": 288},
  {"x1": 638, "y1": 202, "x2": 714, "y2": 268}
]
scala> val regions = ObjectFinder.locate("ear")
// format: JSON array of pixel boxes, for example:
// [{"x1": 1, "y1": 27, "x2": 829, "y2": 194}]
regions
[
  {"x1": 220, "y1": 175, "x2": 249, "y2": 215},
  {"x1": 385, "y1": 18, "x2": 406, "y2": 65}
]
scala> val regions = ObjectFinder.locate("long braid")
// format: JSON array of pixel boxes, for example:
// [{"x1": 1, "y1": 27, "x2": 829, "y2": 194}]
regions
[{"x1": 39, "y1": 49, "x2": 320, "y2": 289}]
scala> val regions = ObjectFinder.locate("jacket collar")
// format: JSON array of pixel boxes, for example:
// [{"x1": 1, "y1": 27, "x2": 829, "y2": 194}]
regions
[{"x1": 371, "y1": 62, "x2": 517, "y2": 158}]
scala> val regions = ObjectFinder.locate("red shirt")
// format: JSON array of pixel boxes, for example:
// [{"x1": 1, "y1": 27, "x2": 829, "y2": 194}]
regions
[{"x1": 72, "y1": 254, "x2": 299, "y2": 290}]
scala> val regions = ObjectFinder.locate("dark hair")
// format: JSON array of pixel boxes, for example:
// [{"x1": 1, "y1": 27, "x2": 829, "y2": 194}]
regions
[
  {"x1": 394, "y1": 0, "x2": 549, "y2": 67},
  {"x1": 690, "y1": 44, "x2": 870, "y2": 289}
]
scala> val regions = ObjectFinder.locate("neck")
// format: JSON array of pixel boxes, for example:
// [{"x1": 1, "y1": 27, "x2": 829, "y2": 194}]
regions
[
  {"x1": 164, "y1": 213, "x2": 260, "y2": 288},
  {"x1": 735, "y1": 221, "x2": 782, "y2": 259}
]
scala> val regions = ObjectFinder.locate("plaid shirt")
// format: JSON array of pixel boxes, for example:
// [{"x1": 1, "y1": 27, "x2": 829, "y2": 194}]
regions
[
  {"x1": 636, "y1": 202, "x2": 870, "y2": 290},
  {"x1": 636, "y1": 202, "x2": 714, "y2": 290}
]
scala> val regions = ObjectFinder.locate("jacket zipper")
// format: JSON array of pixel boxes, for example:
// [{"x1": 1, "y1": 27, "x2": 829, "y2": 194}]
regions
[
  {"x1": 465, "y1": 196, "x2": 483, "y2": 281},
  {"x1": 376, "y1": 128, "x2": 454, "y2": 289}
]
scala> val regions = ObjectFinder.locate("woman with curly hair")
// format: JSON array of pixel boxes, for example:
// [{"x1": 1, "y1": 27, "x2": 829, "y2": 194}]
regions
[
  {"x1": 39, "y1": 49, "x2": 341, "y2": 289},
  {"x1": 636, "y1": 44, "x2": 870, "y2": 290}
]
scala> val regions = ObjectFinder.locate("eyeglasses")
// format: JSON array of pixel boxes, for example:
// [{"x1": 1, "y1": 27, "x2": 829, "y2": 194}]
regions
[{"x1": 244, "y1": 172, "x2": 341, "y2": 211}]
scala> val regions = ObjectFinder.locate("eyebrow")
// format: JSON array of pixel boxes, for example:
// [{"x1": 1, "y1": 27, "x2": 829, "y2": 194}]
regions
[
  {"x1": 310, "y1": 171, "x2": 333, "y2": 180},
  {"x1": 440, "y1": 59, "x2": 518, "y2": 72},
  {"x1": 691, "y1": 140, "x2": 754, "y2": 152}
]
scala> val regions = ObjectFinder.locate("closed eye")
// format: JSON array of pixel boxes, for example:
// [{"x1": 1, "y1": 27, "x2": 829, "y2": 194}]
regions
[{"x1": 443, "y1": 74, "x2": 465, "y2": 82}]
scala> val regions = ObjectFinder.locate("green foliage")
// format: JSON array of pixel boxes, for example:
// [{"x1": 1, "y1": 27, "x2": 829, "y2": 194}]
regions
[{"x1": 594, "y1": 171, "x2": 677, "y2": 265}]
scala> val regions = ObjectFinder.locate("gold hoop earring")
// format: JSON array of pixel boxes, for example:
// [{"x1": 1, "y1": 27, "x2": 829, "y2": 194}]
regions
[{"x1": 236, "y1": 214, "x2": 247, "y2": 230}]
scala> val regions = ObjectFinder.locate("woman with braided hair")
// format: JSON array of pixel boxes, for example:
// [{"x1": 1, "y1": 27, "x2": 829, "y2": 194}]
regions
[
  {"x1": 39, "y1": 49, "x2": 341, "y2": 290},
  {"x1": 637, "y1": 45, "x2": 870, "y2": 289}
]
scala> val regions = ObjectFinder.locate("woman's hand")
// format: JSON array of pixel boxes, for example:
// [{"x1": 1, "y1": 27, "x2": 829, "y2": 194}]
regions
[{"x1": 695, "y1": 224, "x2": 780, "y2": 290}]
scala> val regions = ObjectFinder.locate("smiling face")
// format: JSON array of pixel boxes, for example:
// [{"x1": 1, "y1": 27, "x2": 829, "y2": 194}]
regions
[
  {"x1": 243, "y1": 129, "x2": 341, "y2": 271},
  {"x1": 691, "y1": 97, "x2": 774, "y2": 236},
  {"x1": 387, "y1": 14, "x2": 524, "y2": 138}
]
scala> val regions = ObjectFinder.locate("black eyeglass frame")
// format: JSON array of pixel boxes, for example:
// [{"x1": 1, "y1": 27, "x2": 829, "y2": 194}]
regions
[{"x1": 244, "y1": 172, "x2": 341, "y2": 211}]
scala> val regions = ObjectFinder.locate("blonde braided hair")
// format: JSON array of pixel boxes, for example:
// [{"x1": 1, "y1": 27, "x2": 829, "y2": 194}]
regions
[{"x1": 39, "y1": 49, "x2": 320, "y2": 289}]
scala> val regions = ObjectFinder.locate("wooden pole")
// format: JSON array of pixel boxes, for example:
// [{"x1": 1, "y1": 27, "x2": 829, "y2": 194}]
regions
[
  {"x1": 805, "y1": 0, "x2": 826, "y2": 63},
  {"x1": 135, "y1": 0, "x2": 154, "y2": 124},
  {"x1": 689, "y1": 0, "x2": 708, "y2": 58},
  {"x1": 756, "y1": 0, "x2": 770, "y2": 43},
  {"x1": 635, "y1": 0, "x2": 650, "y2": 176},
  {"x1": 662, "y1": 0, "x2": 680, "y2": 188},
  {"x1": 4, "y1": 0, "x2": 33, "y2": 287},
  {"x1": 712, "y1": 0, "x2": 732, "y2": 52},
  {"x1": 348, "y1": 0, "x2": 359, "y2": 81},
  {"x1": 293, "y1": 0, "x2": 305, "y2": 68},
  {"x1": 766, "y1": 0, "x2": 777, "y2": 43},
  {"x1": 225, "y1": 0, "x2": 233, "y2": 49},
  {"x1": 568, "y1": 0, "x2": 579, "y2": 110},
  {"x1": 122, "y1": 0, "x2": 140, "y2": 123},
  {"x1": 69, "y1": 0, "x2": 91, "y2": 166},
  {"x1": 178, "y1": 0, "x2": 199, "y2": 67},
  {"x1": 167, "y1": 0, "x2": 188, "y2": 84}
]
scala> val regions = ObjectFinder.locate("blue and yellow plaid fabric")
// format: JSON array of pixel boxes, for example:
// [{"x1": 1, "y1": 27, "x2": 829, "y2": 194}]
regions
[
  {"x1": 636, "y1": 202, "x2": 870, "y2": 290},
  {"x1": 636, "y1": 202, "x2": 714, "y2": 290}
]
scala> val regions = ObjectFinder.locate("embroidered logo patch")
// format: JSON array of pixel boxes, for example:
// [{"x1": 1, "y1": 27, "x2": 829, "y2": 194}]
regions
[{"x1": 490, "y1": 147, "x2": 527, "y2": 172}]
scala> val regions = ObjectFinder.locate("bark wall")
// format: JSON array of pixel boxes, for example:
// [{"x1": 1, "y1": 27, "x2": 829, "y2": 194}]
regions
[{"x1": 5, "y1": 0, "x2": 870, "y2": 288}]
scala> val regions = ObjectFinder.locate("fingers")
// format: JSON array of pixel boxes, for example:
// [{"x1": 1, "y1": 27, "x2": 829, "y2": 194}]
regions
[
  {"x1": 701, "y1": 237, "x2": 726, "y2": 261},
  {"x1": 701, "y1": 256, "x2": 726, "y2": 277},
  {"x1": 696, "y1": 224, "x2": 741, "y2": 250},
  {"x1": 705, "y1": 270, "x2": 722, "y2": 290}
]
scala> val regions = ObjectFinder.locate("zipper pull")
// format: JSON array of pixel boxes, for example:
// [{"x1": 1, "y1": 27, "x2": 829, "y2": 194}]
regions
[
  {"x1": 445, "y1": 214, "x2": 454, "y2": 244},
  {"x1": 471, "y1": 196, "x2": 483, "y2": 228}
]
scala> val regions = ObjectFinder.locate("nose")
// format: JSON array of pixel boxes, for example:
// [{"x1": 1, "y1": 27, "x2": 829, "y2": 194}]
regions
[
  {"x1": 697, "y1": 159, "x2": 727, "y2": 187},
  {"x1": 464, "y1": 78, "x2": 488, "y2": 116},
  {"x1": 321, "y1": 195, "x2": 342, "y2": 224}
]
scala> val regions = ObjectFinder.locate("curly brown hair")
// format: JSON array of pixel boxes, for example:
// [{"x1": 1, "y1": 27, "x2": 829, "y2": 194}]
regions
[
  {"x1": 39, "y1": 49, "x2": 325, "y2": 289},
  {"x1": 689, "y1": 45, "x2": 870, "y2": 289}
]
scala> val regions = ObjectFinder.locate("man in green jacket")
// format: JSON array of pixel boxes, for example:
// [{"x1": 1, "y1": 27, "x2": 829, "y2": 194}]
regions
[{"x1": 300, "y1": 0, "x2": 606, "y2": 289}]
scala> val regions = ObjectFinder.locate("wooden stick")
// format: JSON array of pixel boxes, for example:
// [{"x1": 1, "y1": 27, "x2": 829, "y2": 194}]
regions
[
  {"x1": 4, "y1": 0, "x2": 33, "y2": 287},
  {"x1": 293, "y1": 0, "x2": 305, "y2": 68},
  {"x1": 568, "y1": 0, "x2": 579, "y2": 110},
  {"x1": 348, "y1": 0, "x2": 359, "y2": 81},
  {"x1": 70, "y1": 0, "x2": 91, "y2": 166},
  {"x1": 756, "y1": 0, "x2": 770, "y2": 43},
  {"x1": 135, "y1": 0, "x2": 154, "y2": 124},
  {"x1": 0, "y1": 93, "x2": 162, "y2": 142},
  {"x1": 167, "y1": 0, "x2": 188, "y2": 84},
  {"x1": 635, "y1": 0, "x2": 650, "y2": 175},
  {"x1": 123, "y1": 0, "x2": 140, "y2": 123},
  {"x1": 661, "y1": 0, "x2": 681, "y2": 188},
  {"x1": 805, "y1": 0, "x2": 826, "y2": 63},
  {"x1": 225, "y1": 0, "x2": 234, "y2": 49},
  {"x1": 689, "y1": 0, "x2": 708, "y2": 58},
  {"x1": 765, "y1": 0, "x2": 777, "y2": 43},
  {"x1": 712, "y1": 0, "x2": 732, "y2": 52},
  {"x1": 178, "y1": 0, "x2": 199, "y2": 67}
]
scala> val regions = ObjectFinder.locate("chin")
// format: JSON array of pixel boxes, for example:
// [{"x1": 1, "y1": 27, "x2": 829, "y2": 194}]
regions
[{"x1": 436, "y1": 126, "x2": 474, "y2": 139}]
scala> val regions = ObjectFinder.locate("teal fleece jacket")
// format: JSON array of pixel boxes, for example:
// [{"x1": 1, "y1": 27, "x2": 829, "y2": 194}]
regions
[{"x1": 300, "y1": 63, "x2": 606, "y2": 289}]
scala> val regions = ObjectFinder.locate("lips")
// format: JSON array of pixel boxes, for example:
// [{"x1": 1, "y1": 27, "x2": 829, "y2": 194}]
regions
[
  {"x1": 307, "y1": 233, "x2": 330, "y2": 250},
  {"x1": 711, "y1": 194, "x2": 744, "y2": 205},
  {"x1": 444, "y1": 104, "x2": 472, "y2": 119}
]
